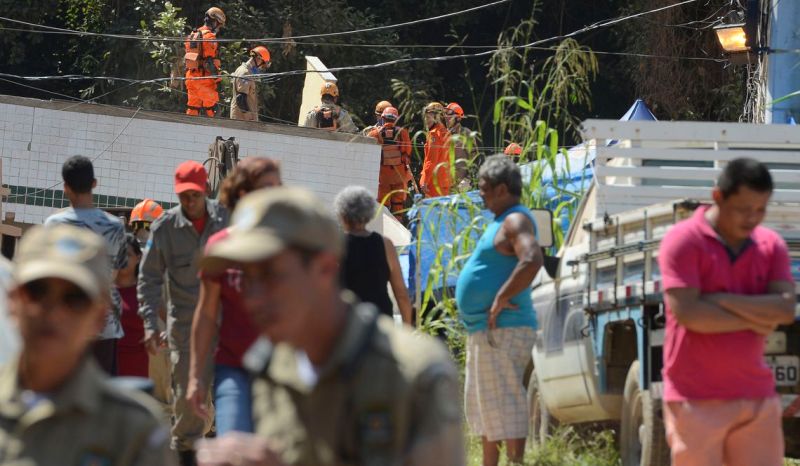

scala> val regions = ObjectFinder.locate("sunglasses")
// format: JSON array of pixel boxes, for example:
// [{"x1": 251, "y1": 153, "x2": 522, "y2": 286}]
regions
[
  {"x1": 131, "y1": 221, "x2": 152, "y2": 231},
  {"x1": 22, "y1": 279, "x2": 93, "y2": 313}
]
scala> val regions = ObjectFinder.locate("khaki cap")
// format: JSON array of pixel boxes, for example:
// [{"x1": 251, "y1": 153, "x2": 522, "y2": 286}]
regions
[
  {"x1": 13, "y1": 224, "x2": 111, "y2": 300},
  {"x1": 201, "y1": 187, "x2": 343, "y2": 272}
]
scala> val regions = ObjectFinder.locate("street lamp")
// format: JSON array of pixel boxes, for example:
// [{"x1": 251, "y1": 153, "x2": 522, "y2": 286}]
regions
[
  {"x1": 713, "y1": 0, "x2": 761, "y2": 65},
  {"x1": 714, "y1": 23, "x2": 749, "y2": 53}
]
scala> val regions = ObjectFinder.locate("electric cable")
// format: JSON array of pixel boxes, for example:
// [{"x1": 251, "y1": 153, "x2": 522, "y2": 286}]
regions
[
  {"x1": 0, "y1": 0, "x2": 707, "y2": 87},
  {"x1": 0, "y1": 0, "x2": 510, "y2": 44}
]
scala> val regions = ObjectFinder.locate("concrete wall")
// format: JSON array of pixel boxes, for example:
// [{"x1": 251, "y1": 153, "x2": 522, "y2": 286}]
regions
[{"x1": 0, "y1": 95, "x2": 380, "y2": 225}]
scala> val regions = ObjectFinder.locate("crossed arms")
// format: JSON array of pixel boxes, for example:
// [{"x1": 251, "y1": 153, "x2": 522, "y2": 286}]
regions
[{"x1": 665, "y1": 281, "x2": 796, "y2": 335}]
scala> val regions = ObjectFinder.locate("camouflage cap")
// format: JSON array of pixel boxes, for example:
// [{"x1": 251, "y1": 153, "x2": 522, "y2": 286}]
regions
[
  {"x1": 200, "y1": 187, "x2": 343, "y2": 272},
  {"x1": 13, "y1": 224, "x2": 111, "y2": 301}
]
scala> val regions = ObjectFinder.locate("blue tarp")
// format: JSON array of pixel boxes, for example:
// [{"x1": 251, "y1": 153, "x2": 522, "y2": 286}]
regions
[{"x1": 405, "y1": 100, "x2": 656, "y2": 299}]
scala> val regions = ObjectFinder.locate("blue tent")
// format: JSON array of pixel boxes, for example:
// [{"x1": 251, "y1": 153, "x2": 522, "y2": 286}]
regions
[{"x1": 405, "y1": 100, "x2": 656, "y2": 301}]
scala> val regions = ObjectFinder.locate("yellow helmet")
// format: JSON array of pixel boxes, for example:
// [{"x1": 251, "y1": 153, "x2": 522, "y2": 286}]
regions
[
  {"x1": 374, "y1": 100, "x2": 393, "y2": 115},
  {"x1": 424, "y1": 102, "x2": 445, "y2": 114},
  {"x1": 320, "y1": 82, "x2": 339, "y2": 98},
  {"x1": 206, "y1": 7, "x2": 226, "y2": 26}
]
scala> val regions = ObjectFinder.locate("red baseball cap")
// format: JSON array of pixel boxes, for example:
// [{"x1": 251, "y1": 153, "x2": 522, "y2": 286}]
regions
[{"x1": 174, "y1": 161, "x2": 207, "y2": 194}]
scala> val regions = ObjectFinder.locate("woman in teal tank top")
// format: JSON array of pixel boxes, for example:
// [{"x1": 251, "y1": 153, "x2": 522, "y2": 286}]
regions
[{"x1": 455, "y1": 204, "x2": 538, "y2": 333}]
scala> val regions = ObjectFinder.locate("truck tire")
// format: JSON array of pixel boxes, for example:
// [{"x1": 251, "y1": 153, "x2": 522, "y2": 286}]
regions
[
  {"x1": 527, "y1": 370, "x2": 556, "y2": 448},
  {"x1": 620, "y1": 361, "x2": 670, "y2": 466}
]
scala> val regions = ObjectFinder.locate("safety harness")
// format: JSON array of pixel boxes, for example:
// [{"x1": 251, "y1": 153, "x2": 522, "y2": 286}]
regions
[{"x1": 379, "y1": 124, "x2": 403, "y2": 166}]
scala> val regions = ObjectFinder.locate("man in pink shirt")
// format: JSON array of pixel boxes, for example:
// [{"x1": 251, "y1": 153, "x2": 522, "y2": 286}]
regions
[{"x1": 658, "y1": 158, "x2": 796, "y2": 465}]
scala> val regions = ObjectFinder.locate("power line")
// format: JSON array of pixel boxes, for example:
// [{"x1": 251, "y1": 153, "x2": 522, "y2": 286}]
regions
[
  {"x1": 0, "y1": 0, "x2": 712, "y2": 88},
  {"x1": 0, "y1": 24, "x2": 721, "y2": 61},
  {"x1": 0, "y1": 0, "x2": 711, "y2": 90},
  {"x1": 0, "y1": 0, "x2": 510, "y2": 44},
  {"x1": 0, "y1": 25, "x2": 723, "y2": 63}
]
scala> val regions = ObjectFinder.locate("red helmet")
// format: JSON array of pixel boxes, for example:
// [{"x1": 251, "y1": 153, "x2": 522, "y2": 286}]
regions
[
  {"x1": 130, "y1": 199, "x2": 164, "y2": 224},
  {"x1": 446, "y1": 102, "x2": 464, "y2": 118},
  {"x1": 504, "y1": 143, "x2": 523, "y2": 156},
  {"x1": 381, "y1": 106, "x2": 400, "y2": 122}
]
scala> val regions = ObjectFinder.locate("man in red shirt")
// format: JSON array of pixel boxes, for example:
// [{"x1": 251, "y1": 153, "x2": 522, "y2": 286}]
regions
[
  {"x1": 658, "y1": 158, "x2": 796, "y2": 465},
  {"x1": 138, "y1": 160, "x2": 229, "y2": 466}
]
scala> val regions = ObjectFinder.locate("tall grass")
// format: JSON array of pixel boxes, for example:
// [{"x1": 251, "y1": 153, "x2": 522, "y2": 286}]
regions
[
  {"x1": 386, "y1": 1, "x2": 596, "y2": 346},
  {"x1": 409, "y1": 119, "x2": 590, "y2": 343},
  {"x1": 466, "y1": 427, "x2": 620, "y2": 466}
]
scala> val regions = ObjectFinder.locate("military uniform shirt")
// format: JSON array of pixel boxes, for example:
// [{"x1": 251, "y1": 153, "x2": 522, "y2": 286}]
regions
[
  {"x1": 0, "y1": 358, "x2": 176, "y2": 466},
  {"x1": 230, "y1": 59, "x2": 259, "y2": 122},
  {"x1": 138, "y1": 199, "x2": 228, "y2": 350},
  {"x1": 302, "y1": 105, "x2": 358, "y2": 134},
  {"x1": 249, "y1": 299, "x2": 465, "y2": 466}
]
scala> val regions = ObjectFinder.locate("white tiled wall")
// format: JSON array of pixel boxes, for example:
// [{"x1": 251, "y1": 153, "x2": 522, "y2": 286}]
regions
[{"x1": 0, "y1": 98, "x2": 380, "y2": 224}]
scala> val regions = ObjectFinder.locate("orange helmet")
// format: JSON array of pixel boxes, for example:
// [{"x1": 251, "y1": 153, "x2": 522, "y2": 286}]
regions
[
  {"x1": 251, "y1": 46, "x2": 271, "y2": 63},
  {"x1": 205, "y1": 7, "x2": 226, "y2": 26},
  {"x1": 375, "y1": 100, "x2": 393, "y2": 115},
  {"x1": 504, "y1": 142, "x2": 523, "y2": 156},
  {"x1": 130, "y1": 199, "x2": 164, "y2": 224},
  {"x1": 320, "y1": 81, "x2": 339, "y2": 98},
  {"x1": 381, "y1": 106, "x2": 400, "y2": 122},
  {"x1": 446, "y1": 102, "x2": 464, "y2": 118}
]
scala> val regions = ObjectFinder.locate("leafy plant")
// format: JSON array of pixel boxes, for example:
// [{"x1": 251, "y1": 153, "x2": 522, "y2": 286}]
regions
[{"x1": 139, "y1": 2, "x2": 187, "y2": 89}]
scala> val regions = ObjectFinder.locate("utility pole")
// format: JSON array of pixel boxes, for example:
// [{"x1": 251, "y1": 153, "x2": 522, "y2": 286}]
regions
[{"x1": 764, "y1": 0, "x2": 800, "y2": 123}]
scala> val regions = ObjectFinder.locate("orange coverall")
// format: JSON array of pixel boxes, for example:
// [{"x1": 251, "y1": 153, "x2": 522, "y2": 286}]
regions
[
  {"x1": 185, "y1": 25, "x2": 219, "y2": 117},
  {"x1": 368, "y1": 124, "x2": 413, "y2": 217},
  {"x1": 420, "y1": 123, "x2": 452, "y2": 197}
]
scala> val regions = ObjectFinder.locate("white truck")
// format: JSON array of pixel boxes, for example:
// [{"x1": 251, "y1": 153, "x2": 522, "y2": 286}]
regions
[{"x1": 529, "y1": 120, "x2": 800, "y2": 465}]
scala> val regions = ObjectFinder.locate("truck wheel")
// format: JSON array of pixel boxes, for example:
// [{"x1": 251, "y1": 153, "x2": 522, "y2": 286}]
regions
[
  {"x1": 527, "y1": 370, "x2": 556, "y2": 448},
  {"x1": 620, "y1": 361, "x2": 669, "y2": 466}
]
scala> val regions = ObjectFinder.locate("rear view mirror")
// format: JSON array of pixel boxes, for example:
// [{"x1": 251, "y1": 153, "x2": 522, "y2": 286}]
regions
[{"x1": 530, "y1": 209, "x2": 553, "y2": 248}]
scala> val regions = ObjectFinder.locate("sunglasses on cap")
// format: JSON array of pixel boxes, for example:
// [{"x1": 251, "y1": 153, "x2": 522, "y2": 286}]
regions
[{"x1": 22, "y1": 279, "x2": 93, "y2": 314}]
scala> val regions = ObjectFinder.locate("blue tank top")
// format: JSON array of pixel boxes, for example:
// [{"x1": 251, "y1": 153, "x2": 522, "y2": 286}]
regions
[{"x1": 455, "y1": 204, "x2": 538, "y2": 334}]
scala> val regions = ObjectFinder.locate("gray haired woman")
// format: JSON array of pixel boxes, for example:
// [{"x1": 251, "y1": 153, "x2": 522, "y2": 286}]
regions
[{"x1": 334, "y1": 186, "x2": 413, "y2": 324}]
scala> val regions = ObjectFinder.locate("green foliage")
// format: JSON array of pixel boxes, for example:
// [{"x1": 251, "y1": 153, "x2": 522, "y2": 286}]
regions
[
  {"x1": 614, "y1": 0, "x2": 745, "y2": 121},
  {"x1": 410, "y1": 11, "x2": 593, "y2": 349},
  {"x1": 490, "y1": 29, "x2": 598, "y2": 144}
]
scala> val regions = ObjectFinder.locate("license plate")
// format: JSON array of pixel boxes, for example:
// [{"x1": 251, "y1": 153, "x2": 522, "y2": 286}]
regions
[{"x1": 766, "y1": 355, "x2": 800, "y2": 387}]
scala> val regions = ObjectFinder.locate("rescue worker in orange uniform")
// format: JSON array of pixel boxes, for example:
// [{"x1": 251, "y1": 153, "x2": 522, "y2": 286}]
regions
[
  {"x1": 419, "y1": 102, "x2": 452, "y2": 197},
  {"x1": 367, "y1": 106, "x2": 413, "y2": 220},
  {"x1": 184, "y1": 7, "x2": 225, "y2": 117},
  {"x1": 361, "y1": 100, "x2": 393, "y2": 136}
]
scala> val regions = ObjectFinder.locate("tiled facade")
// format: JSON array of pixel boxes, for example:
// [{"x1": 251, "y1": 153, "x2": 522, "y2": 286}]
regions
[{"x1": 0, "y1": 96, "x2": 380, "y2": 224}]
